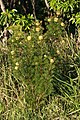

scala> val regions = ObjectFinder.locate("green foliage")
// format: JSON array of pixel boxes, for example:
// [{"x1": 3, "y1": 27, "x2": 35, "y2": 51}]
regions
[
  {"x1": 0, "y1": 9, "x2": 17, "y2": 26},
  {"x1": 0, "y1": 15, "x2": 80, "y2": 119},
  {"x1": 0, "y1": 23, "x2": 53, "y2": 119},
  {"x1": 49, "y1": 0, "x2": 80, "y2": 26},
  {"x1": 50, "y1": 0, "x2": 79, "y2": 12},
  {"x1": 44, "y1": 17, "x2": 80, "y2": 119},
  {"x1": 0, "y1": 9, "x2": 34, "y2": 31},
  {"x1": 45, "y1": 16, "x2": 80, "y2": 94},
  {"x1": 7, "y1": 24, "x2": 53, "y2": 96},
  {"x1": 70, "y1": 12, "x2": 80, "y2": 26}
]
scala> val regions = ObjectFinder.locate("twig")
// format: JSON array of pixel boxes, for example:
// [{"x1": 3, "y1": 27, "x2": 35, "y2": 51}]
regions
[{"x1": 0, "y1": 0, "x2": 6, "y2": 12}]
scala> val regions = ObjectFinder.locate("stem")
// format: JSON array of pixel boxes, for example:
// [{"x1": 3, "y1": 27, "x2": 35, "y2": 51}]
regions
[
  {"x1": 0, "y1": 0, "x2": 8, "y2": 47},
  {"x1": 78, "y1": 28, "x2": 80, "y2": 42},
  {"x1": 0, "y1": 0, "x2": 8, "y2": 83},
  {"x1": 0, "y1": 0, "x2": 6, "y2": 12},
  {"x1": 31, "y1": 0, "x2": 36, "y2": 20}
]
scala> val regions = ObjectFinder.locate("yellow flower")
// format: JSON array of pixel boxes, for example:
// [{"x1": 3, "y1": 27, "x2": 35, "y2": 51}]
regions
[
  {"x1": 16, "y1": 37, "x2": 19, "y2": 40},
  {"x1": 12, "y1": 40, "x2": 14, "y2": 42},
  {"x1": 18, "y1": 33, "x2": 22, "y2": 36},
  {"x1": 27, "y1": 36, "x2": 31, "y2": 41},
  {"x1": 61, "y1": 22, "x2": 65, "y2": 27},
  {"x1": 35, "y1": 62, "x2": 38, "y2": 65},
  {"x1": 56, "y1": 50, "x2": 60, "y2": 54},
  {"x1": 39, "y1": 35, "x2": 43, "y2": 40},
  {"x1": 37, "y1": 41, "x2": 40, "y2": 44},
  {"x1": 11, "y1": 50, "x2": 14, "y2": 55},
  {"x1": 61, "y1": 40, "x2": 65, "y2": 44},
  {"x1": 40, "y1": 21, "x2": 42, "y2": 24},
  {"x1": 12, "y1": 56, "x2": 14, "y2": 58},
  {"x1": 36, "y1": 22, "x2": 40, "y2": 26},
  {"x1": 54, "y1": 17, "x2": 58, "y2": 22},
  {"x1": 36, "y1": 27, "x2": 40, "y2": 32},
  {"x1": 50, "y1": 58, "x2": 54, "y2": 63},
  {"x1": 15, "y1": 62, "x2": 19, "y2": 66},
  {"x1": 19, "y1": 42, "x2": 22, "y2": 45},
  {"x1": 15, "y1": 66, "x2": 18, "y2": 70},
  {"x1": 48, "y1": 18, "x2": 51, "y2": 22},
  {"x1": 56, "y1": 11, "x2": 60, "y2": 16},
  {"x1": 32, "y1": 45, "x2": 34, "y2": 47},
  {"x1": 44, "y1": 54, "x2": 47, "y2": 58}
]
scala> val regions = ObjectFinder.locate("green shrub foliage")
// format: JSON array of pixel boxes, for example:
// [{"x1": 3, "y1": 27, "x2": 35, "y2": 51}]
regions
[
  {"x1": 0, "y1": 15, "x2": 80, "y2": 119},
  {"x1": 49, "y1": 0, "x2": 80, "y2": 26}
]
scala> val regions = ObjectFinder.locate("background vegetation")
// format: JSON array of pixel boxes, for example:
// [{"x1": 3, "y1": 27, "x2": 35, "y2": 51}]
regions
[{"x1": 0, "y1": 0, "x2": 80, "y2": 119}]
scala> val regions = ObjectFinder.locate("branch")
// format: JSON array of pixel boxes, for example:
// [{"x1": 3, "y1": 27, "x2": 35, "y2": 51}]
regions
[
  {"x1": 44, "y1": 0, "x2": 50, "y2": 10},
  {"x1": 31, "y1": 0, "x2": 36, "y2": 20},
  {"x1": 0, "y1": 0, "x2": 8, "y2": 47},
  {"x1": 0, "y1": 0, "x2": 6, "y2": 12}
]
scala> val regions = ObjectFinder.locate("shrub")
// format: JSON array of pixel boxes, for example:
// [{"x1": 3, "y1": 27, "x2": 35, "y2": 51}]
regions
[
  {"x1": 0, "y1": 23, "x2": 54, "y2": 119},
  {"x1": 0, "y1": 15, "x2": 80, "y2": 119}
]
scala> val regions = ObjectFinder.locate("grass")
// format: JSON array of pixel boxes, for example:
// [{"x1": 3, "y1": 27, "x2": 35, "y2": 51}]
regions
[{"x1": 0, "y1": 61, "x2": 80, "y2": 119}]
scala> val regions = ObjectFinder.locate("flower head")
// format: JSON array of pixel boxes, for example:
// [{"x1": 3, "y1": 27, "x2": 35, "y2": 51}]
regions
[
  {"x1": 56, "y1": 11, "x2": 60, "y2": 16},
  {"x1": 36, "y1": 22, "x2": 40, "y2": 26},
  {"x1": 11, "y1": 51, "x2": 14, "y2": 55},
  {"x1": 12, "y1": 40, "x2": 14, "y2": 42},
  {"x1": 48, "y1": 18, "x2": 51, "y2": 22},
  {"x1": 56, "y1": 50, "x2": 60, "y2": 54},
  {"x1": 54, "y1": 17, "x2": 58, "y2": 22},
  {"x1": 36, "y1": 27, "x2": 40, "y2": 32},
  {"x1": 44, "y1": 55, "x2": 47, "y2": 58},
  {"x1": 16, "y1": 37, "x2": 19, "y2": 40},
  {"x1": 50, "y1": 58, "x2": 54, "y2": 63},
  {"x1": 27, "y1": 36, "x2": 31, "y2": 41},
  {"x1": 61, "y1": 22, "x2": 65, "y2": 27},
  {"x1": 15, "y1": 66, "x2": 18, "y2": 70},
  {"x1": 39, "y1": 35, "x2": 43, "y2": 40},
  {"x1": 15, "y1": 62, "x2": 19, "y2": 66}
]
